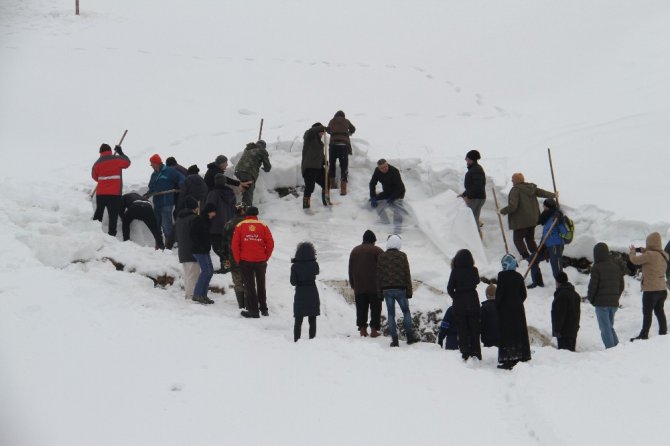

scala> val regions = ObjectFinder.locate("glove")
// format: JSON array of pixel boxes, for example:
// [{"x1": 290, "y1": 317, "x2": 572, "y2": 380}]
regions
[
  {"x1": 370, "y1": 197, "x2": 378, "y2": 208},
  {"x1": 114, "y1": 145, "x2": 124, "y2": 154}
]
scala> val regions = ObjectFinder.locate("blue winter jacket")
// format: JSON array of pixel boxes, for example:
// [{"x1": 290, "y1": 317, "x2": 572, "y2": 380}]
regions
[
  {"x1": 541, "y1": 209, "x2": 567, "y2": 247},
  {"x1": 148, "y1": 165, "x2": 185, "y2": 208}
]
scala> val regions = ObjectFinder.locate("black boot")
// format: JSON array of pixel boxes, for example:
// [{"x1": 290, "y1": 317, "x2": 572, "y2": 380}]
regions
[
  {"x1": 437, "y1": 328, "x2": 447, "y2": 348},
  {"x1": 235, "y1": 291, "x2": 245, "y2": 309},
  {"x1": 406, "y1": 331, "x2": 420, "y2": 345},
  {"x1": 630, "y1": 334, "x2": 648, "y2": 342},
  {"x1": 390, "y1": 336, "x2": 399, "y2": 347},
  {"x1": 241, "y1": 310, "x2": 260, "y2": 318},
  {"x1": 303, "y1": 196, "x2": 311, "y2": 209}
]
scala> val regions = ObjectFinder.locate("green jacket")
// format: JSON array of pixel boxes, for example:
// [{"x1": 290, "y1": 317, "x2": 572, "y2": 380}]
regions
[
  {"x1": 234, "y1": 143, "x2": 271, "y2": 180},
  {"x1": 500, "y1": 182, "x2": 555, "y2": 230},
  {"x1": 377, "y1": 249, "x2": 412, "y2": 297},
  {"x1": 301, "y1": 125, "x2": 325, "y2": 173}
]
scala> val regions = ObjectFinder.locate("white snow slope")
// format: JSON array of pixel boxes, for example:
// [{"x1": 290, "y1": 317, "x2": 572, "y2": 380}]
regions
[{"x1": 2, "y1": 1, "x2": 670, "y2": 445}]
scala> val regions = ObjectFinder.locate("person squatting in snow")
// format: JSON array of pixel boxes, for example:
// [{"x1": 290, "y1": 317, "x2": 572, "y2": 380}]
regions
[{"x1": 369, "y1": 159, "x2": 407, "y2": 232}]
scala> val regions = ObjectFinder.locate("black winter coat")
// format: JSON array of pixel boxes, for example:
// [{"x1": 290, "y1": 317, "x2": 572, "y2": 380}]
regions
[
  {"x1": 291, "y1": 258, "x2": 321, "y2": 318},
  {"x1": 369, "y1": 165, "x2": 406, "y2": 200},
  {"x1": 178, "y1": 174, "x2": 208, "y2": 210},
  {"x1": 463, "y1": 163, "x2": 486, "y2": 199},
  {"x1": 301, "y1": 125, "x2": 326, "y2": 173},
  {"x1": 190, "y1": 213, "x2": 212, "y2": 255},
  {"x1": 587, "y1": 242, "x2": 625, "y2": 307},
  {"x1": 447, "y1": 252, "x2": 480, "y2": 316},
  {"x1": 205, "y1": 185, "x2": 236, "y2": 235},
  {"x1": 480, "y1": 300, "x2": 500, "y2": 347},
  {"x1": 552, "y1": 283, "x2": 581, "y2": 338},
  {"x1": 495, "y1": 270, "x2": 531, "y2": 362},
  {"x1": 175, "y1": 208, "x2": 198, "y2": 263}
]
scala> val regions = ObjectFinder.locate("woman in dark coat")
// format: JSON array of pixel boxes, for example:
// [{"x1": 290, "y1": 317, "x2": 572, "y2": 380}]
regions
[
  {"x1": 447, "y1": 249, "x2": 482, "y2": 360},
  {"x1": 495, "y1": 254, "x2": 531, "y2": 369},
  {"x1": 291, "y1": 242, "x2": 320, "y2": 342}
]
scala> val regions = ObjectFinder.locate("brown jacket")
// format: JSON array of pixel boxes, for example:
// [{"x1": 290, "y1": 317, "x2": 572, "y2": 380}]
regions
[
  {"x1": 500, "y1": 182, "x2": 555, "y2": 230},
  {"x1": 348, "y1": 242, "x2": 384, "y2": 295},
  {"x1": 629, "y1": 232, "x2": 669, "y2": 292},
  {"x1": 327, "y1": 116, "x2": 356, "y2": 145}
]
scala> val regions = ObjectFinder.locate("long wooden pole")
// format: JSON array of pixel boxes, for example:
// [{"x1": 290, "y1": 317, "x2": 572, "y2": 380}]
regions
[
  {"x1": 90, "y1": 129, "x2": 129, "y2": 198},
  {"x1": 523, "y1": 217, "x2": 559, "y2": 279},
  {"x1": 323, "y1": 133, "x2": 330, "y2": 204},
  {"x1": 548, "y1": 148, "x2": 559, "y2": 208},
  {"x1": 258, "y1": 118, "x2": 264, "y2": 141},
  {"x1": 492, "y1": 186, "x2": 509, "y2": 254},
  {"x1": 76, "y1": 0, "x2": 79, "y2": 15}
]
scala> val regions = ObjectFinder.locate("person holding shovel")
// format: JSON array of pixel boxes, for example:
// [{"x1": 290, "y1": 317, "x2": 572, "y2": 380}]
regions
[{"x1": 146, "y1": 154, "x2": 185, "y2": 249}]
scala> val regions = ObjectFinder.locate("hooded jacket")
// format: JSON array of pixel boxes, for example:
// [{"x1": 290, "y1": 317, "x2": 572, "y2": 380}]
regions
[
  {"x1": 301, "y1": 125, "x2": 326, "y2": 173},
  {"x1": 629, "y1": 232, "x2": 669, "y2": 292},
  {"x1": 291, "y1": 245, "x2": 321, "y2": 318},
  {"x1": 500, "y1": 182, "x2": 555, "y2": 230},
  {"x1": 175, "y1": 208, "x2": 198, "y2": 263},
  {"x1": 326, "y1": 112, "x2": 356, "y2": 146},
  {"x1": 447, "y1": 249, "x2": 481, "y2": 315},
  {"x1": 234, "y1": 143, "x2": 272, "y2": 180},
  {"x1": 205, "y1": 184, "x2": 236, "y2": 235},
  {"x1": 377, "y1": 236, "x2": 412, "y2": 297},
  {"x1": 551, "y1": 282, "x2": 581, "y2": 338},
  {"x1": 587, "y1": 242, "x2": 625, "y2": 307}
]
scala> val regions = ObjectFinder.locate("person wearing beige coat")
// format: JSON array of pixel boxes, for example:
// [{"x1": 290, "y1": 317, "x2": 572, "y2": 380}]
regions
[{"x1": 629, "y1": 232, "x2": 669, "y2": 341}]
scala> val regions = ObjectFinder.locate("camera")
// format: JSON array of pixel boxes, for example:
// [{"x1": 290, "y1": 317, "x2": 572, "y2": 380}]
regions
[{"x1": 636, "y1": 247, "x2": 643, "y2": 253}]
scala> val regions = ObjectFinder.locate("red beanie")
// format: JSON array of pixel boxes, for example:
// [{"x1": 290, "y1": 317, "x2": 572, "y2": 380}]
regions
[{"x1": 149, "y1": 154, "x2": 162, "y2": 164}]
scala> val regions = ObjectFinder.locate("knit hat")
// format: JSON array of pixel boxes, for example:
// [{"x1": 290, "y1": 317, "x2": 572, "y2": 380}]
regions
[
  {"x1": 187, "y1": 164, "x2": 200, "y2": 175},
  {"x1": 149, "y1": 154, "x2": 162, "y2": 165},
  {"x1": 99, "y1": 143, "x2": 112, "y2": 153},
  {"x1": 501, "y1": 253, "x2": 518, "y2": 271},
  {"x1": 556, "y1": 272, "x2": 569, "y2": 284},
  {"x1": 466, "y1": 149, "x2": 481, "y2": 161},
  {"x1": 362, "y1": 230, "x2": 377, "y2": 243},
  {"x1": 386, "y1": 234, "x2": 402, "y2": 250},
  {"x1": 165, "y1": 157, "x2": 177, "y2": 166},
  {"x1": 543, "y1": 198, "x2": 557, "y2": 209},
  {"x1": 511, "y1": 172, "x2": 525, "y2": 184},
  {"x1": 257, "y1": 140, "x2": 267, "y2": 149},
  {"x1": 203, "y1": 203, "x2": 217, "y2": 214},
  {"x1": 246, "y1": 206, "x2": 259, "y2": 216},
  {"x1": 485, "y1": 284, "x2": 497, "y2": 299},
  {"x1": 214, "y1": 173, "x2": 227, "y2": 186},
  {"x1": 214, "y1": 155, "x2": 228, "y2": 166},
  {"x1": 183, "y1": 196, "x2": 198, "y2": 210}
]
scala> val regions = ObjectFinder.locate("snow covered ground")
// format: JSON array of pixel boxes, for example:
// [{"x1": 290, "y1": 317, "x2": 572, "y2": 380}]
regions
[{"x1": 2, "y1": 1, "x2": 670, "y2": 445}]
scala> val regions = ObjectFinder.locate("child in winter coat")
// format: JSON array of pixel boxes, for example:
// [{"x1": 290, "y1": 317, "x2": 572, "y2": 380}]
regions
[
  {"x1": 291, "y1": 242, "x2": 320, "y2": 342},
  {"x1": 551, "y1": 272, "x2": 581, "y2": 351},
  {"x1": 480, "y1": 284, "x2": 500, "y2": 347},
  {"x1": 437, "y1": 305, "x2": 459, "y2": 350}
]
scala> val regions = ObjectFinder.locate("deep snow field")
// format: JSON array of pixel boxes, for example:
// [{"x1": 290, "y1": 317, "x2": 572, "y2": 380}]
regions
[{"x1": 2, "y1": 1, "x2": 670, "y2": 445}]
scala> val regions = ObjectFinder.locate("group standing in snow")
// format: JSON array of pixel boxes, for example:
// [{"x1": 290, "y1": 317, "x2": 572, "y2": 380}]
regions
[{"x1": 90, "y1": 113, "x2": 669, "y2": 368}]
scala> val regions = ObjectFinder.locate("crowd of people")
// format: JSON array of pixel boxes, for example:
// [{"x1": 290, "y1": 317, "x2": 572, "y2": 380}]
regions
[{"x1": 91, "y1": 111, "x2": 669, "y2": 369}]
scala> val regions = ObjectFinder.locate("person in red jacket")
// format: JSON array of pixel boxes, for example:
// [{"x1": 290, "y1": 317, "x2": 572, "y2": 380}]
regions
[
  {"x1": 232, "y1": 206, "x2": 274, "y2": 318},
  {"x1": 92, "y1": 143, "x2": 131, "y2": 236}
]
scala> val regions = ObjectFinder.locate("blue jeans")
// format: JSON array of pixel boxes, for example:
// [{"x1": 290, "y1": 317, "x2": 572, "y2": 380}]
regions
[
  {"x1": 153, "y1": 205, "x2": 174, "y2": 240},
  {"x1": 547, "y1": 244, "x2": 564, "y2": 278},
  {"x1": 193, "y1": 253, "x2": 214, "y2": 298},
  {"x1": 595, "y1": 306, "x2": 619, "y2": 349},
  {"x1": 383, "y1": 289, "x2": 413, "y2": 339}
]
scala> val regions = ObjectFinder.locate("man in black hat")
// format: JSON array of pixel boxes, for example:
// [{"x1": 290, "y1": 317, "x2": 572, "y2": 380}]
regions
[
  {"x1": 348, "y1": 230, "x2": 385, "y2": 337},
  {"x1": 458, "y1": 149, "x2": 486, "y2": 234}
]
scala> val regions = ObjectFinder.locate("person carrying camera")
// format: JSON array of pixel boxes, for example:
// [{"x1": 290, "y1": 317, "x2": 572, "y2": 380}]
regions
[
  {"x1": 92, "y1": 143, "x2": 131, "y2": 236},
  {"x1": 629, "y1": 232, "x2": 669, "y2": 341}
]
